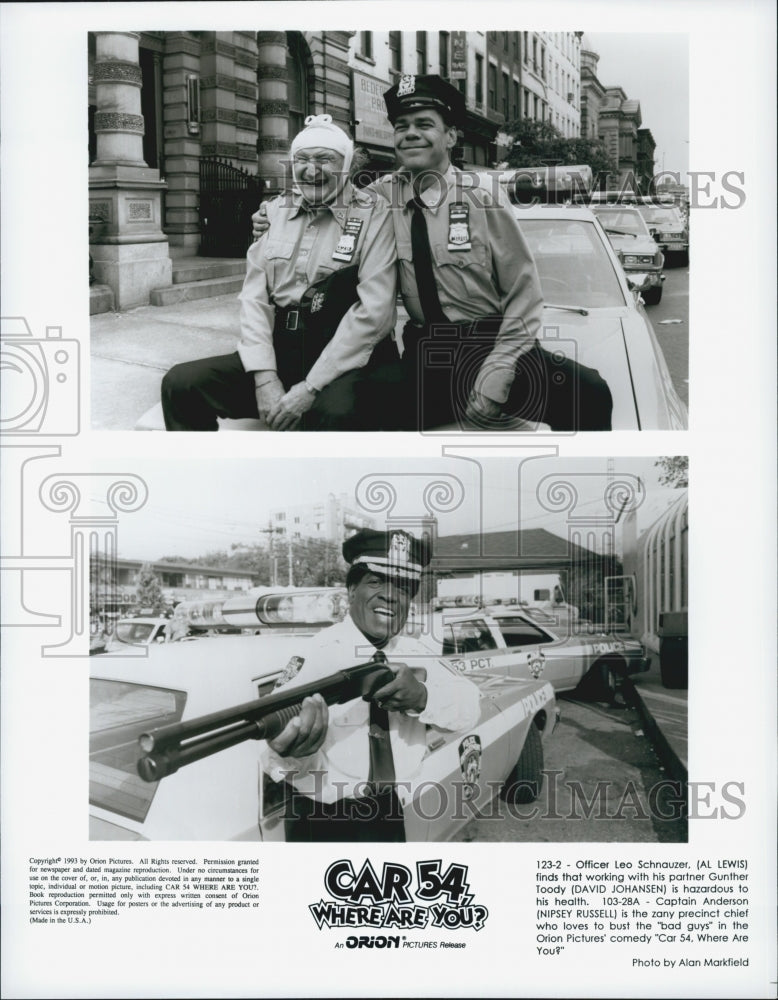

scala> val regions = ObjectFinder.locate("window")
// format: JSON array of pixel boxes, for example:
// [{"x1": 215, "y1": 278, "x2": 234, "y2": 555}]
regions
[
  {"x1": 439, "y1": 31, "x2": 448, "y2": 78},
  {"x1": 359, "y1": 31, "x2": 373, "y2": 60},
  {"x1": 488, "y1": 63, "x2": 497, "y2": 110},
  {"x1": 416, "y1": 31, "x2": 427, "y2": 74},
  {"x1": 475, "y1": 53, "x2": 484, "y2": 104},
  {"x1": 389, "y1": 31, "x2": 402, "y2": 73},
  {"x1": 442, "y1": 620, "x2": 497, "y2": 656},
  {"x1": 501, "y1": 71, "x2": 509, "y2": 117},
  {"x1": 523, "y1": 88, "x2": 529, "y2": 118},
  {"x1": 497, "y1": 620, "x2": 551, "y2": 648},
  {"x1": 523, "y1": 32, "x2": 528, "y2": 64},
  {"x1": 286, "y1": 33, "x2": 310, "y2": 136},
  {"x1": 512, "y1": 79, "x2": 519, "y2": 118},
  {"x1": 513, "y1": 32, "x2": 520, "y2": 60},
  {"x1": 502, "y1": 32, "x2": 509, "y2": 51}
]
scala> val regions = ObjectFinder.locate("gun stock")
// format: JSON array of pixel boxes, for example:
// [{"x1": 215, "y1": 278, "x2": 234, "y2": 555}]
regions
[{"x1": 136, "y1": 660, "x2": 396, "y2": 783}]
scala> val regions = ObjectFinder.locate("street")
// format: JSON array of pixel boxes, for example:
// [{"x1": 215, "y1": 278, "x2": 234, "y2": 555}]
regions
[
  {"x1": 644, "y1": 258, "x2": 689, "y2": 407},
  {"x1": 452, "y1": 694, "x2": 687, "y2": 844}
]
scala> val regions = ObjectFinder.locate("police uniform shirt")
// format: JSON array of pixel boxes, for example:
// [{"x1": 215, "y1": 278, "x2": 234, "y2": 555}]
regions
[
  {"x1": 373, "y1": 166, "x2": 545, "y2": 406},
  {"x1": 259, "y1": 615, "x2": 480, "y2": 804},
  {"x1": 238, "y1": 183, "x2": 397, "y2": 392}
]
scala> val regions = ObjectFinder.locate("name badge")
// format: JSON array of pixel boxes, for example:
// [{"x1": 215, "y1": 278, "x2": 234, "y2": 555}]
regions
[
  {"x1": 332, "y1": 218, "x2": 364, "y2": 262},
  {"x1": 448, "y1": 203, "x2": 472, "y2": 251}
]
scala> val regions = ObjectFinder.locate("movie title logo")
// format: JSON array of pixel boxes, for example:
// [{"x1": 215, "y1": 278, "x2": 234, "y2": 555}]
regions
[{"x1": 309, "y1": 859, "x2": 489, "y2": 931}]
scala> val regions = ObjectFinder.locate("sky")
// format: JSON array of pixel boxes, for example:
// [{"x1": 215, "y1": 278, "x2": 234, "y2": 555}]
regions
[
  {"x1": 586, "y1": 33, "x2": 689, "y2": 178},
  {"x1": 88, "y1": 455, "x2": 682, "y2": 563}
]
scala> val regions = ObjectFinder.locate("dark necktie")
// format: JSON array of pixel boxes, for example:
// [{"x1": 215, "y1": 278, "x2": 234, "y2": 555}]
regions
[
  {"x1": 409, "y1": 197, "x2": 448, "y2": 324},
  {"x1": 367, "y1": 650, "x2": 396, "y2": 791}
]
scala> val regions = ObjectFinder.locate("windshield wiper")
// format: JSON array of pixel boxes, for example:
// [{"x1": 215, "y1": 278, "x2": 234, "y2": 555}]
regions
[
  {"x1": 602, "y1": 227, "x2": 638, "y2": 238},
  {"x1": 544, "y1": 303, "x2": 589, "y2": 316}
]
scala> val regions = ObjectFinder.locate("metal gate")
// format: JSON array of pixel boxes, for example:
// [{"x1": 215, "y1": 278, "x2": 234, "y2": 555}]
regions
[{"x1": 199, "y1": 157, "x2": 265, "y2": 258}]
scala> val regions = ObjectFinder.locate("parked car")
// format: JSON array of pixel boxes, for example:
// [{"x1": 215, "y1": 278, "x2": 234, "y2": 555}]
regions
[
  {"x1": 637, "y1": 203, "x2": 689, "y2": 265},
  {"x1": 588, "y1": 204, "x2": 666, "y2": 304},
  {"x1": 513, "y1": 204, "x2": 687, "y2": 428},
  {"x1": 89, "y1": 639, "x2": 558, "y2": 842},
  {"x1": 421, "y1": 606, "x2": 650, "y2": 701}
]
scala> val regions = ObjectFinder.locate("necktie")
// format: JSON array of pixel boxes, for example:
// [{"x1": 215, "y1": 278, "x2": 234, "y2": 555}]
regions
[
  {"x1": 409, "y1": 197, "x2": 448, "y2": 325},
  {"x1": 367, "y1": 650, "x2": 396, "y2": 792}
]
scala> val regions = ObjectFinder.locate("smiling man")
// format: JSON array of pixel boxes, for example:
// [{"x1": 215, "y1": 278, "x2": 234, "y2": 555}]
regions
[
  {"x1": 161, "y1": 114, "x2": 397, "y2": 431},
  {"x1": 376, "y1": 73, "x2": 612, "y2": 430},
  {"x1": 260, "y1": 528, "x2": 480, "y2": 842}
]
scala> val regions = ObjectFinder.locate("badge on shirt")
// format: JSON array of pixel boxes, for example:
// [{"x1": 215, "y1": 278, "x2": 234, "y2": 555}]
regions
[
  {"x1": 332, "y1": 218, "x2": 364, "y2": 262},
  {"x1": 447, "y1": 203, "x2": 472, "y2": 251}
]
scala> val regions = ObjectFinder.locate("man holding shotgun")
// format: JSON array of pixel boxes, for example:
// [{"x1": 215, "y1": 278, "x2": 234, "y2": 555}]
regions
[{"x1": 260, "y1": 528, "x2": 480, "y2": 842}]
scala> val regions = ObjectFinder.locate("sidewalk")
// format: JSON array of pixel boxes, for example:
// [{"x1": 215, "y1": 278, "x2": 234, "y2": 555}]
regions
[
  {"x1": 91, "y1": 293, "x2": 242, "y2": 430},
  {"x1": 623, "y1": 660, "x2": 688, "y2": 783}
]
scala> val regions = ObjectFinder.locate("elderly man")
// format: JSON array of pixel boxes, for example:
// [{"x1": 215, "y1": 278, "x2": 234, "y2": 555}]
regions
[
  {"x1": 260, "y1": 528, "x2": 480, "y2": 842},
  {"x1": 254, "y1": 75, "x2": 612, "y2": 431},
  {"x1": 161, "y1": 115, "x2": 397, "y2": 431}
]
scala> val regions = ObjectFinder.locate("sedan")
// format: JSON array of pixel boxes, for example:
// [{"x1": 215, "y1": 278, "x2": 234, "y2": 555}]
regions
[
  {"x1": 424, "y1": 607, "x2": 650, "y2": 702},
  {"x1": 90, "y1": 635, "x2": 558, "y2": 842},
  {"x1": 588, "y1": 204, "x2": 666, "y2": 304},
  {"x1": 514, "y1": 204, "x2": 687, "y2": 428}
]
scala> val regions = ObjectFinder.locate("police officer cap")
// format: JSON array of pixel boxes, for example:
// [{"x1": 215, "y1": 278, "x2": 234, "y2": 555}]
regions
[
  {"x1": 383, "y1": 74, "x2": 466, "y2": 128},
  {"x1": 343, "y1": 529, "x2": 431, "y2": 582}
]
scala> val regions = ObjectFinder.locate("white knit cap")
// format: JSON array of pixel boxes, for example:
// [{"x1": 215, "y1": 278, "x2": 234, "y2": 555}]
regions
[{"x1": 290, "y1": 114, "x2": 353, "y2": 172}]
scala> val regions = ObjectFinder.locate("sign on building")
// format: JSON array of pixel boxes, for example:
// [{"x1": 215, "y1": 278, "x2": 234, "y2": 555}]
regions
[
  {"x1": 352, "y1": 70, "x2": 395, "y2": 149},
  {"x1": 450, "y1": 32, "x2": 467, "y2": 80}
]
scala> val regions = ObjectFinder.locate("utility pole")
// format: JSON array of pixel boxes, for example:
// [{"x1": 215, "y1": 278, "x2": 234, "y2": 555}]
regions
[{"x1": 260, "y1": 521, "x2": 284, "y2": 586}]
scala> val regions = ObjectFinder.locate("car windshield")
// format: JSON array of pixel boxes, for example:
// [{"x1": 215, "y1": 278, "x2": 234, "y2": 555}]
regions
[
  {"x1": 639, "y1": 206, "x2": 683, "y2": 226},
  {"x1": 517, "y1": 218, "x2": 627, "y2": 308},
  {"x1": 90, "y1": 679, "x2": 186, "y2": 822},
  {"x1": 114, "y1": 621, "x2": 157, "y2": 645},
  {"x1": 591, "y1": 207, "x2": 649, "y2": 237}
]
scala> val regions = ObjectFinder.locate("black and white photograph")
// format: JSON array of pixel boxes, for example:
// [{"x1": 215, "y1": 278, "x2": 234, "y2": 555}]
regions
[
  {"x1": 87, "y1": 454, "x2": 689, "y2": 846},
  {"x1": 87, "y1": 28, "x2": 689, "y2": 433},
  {"x1": 0, "y1": 1, "x2": 775, "y2": 998}
]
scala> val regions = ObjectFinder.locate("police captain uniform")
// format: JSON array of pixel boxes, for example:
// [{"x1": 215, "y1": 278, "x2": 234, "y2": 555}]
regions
[
  {"x1": 259, "y1": 528, "x2": 480, "y2": 842},
  {"x1": 161, "y1": 115, "x2": 398, "y2": 431},
  {"x1": 376, "y1": 74, "x2": 613, "y2": 431}
]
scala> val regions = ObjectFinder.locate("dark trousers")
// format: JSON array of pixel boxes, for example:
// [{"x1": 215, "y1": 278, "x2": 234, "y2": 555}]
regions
[
  {"x1": 398, "y1": 318, "x2": 613, "y2": 431},
  {"x1": 161, "y1": 351, "x2": 367, "y2": 431},
  {"x1": 284, "y1": 788, "x2": 406, "y2": 843}
]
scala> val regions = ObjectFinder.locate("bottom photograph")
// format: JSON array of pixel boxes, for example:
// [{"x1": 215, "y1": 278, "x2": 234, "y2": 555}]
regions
[{"x1": 88, "y1": 453, "x2": 688, "y2": 844}]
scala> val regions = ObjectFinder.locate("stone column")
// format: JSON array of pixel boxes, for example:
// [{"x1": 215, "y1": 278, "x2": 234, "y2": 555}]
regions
[
  {"x1": 89, "y1": 31, "x2": 172, "y2": 309},
  {"x1": 257, "y1": 31, "x2": 290, "y2": 194}
]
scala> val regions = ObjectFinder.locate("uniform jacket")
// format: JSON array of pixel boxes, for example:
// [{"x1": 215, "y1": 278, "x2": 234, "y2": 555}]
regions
[
  {"x1": 373, "y1": 165, "x2": 544, "y2": 405},
  {"x1": 260, "y1": 615, "x2": 480, "y2": 803},
  {"x1": 238, "y1": 183, "x2": 398, "y2": 392}
]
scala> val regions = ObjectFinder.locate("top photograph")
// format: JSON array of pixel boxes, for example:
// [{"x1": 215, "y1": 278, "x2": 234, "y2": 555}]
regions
[{"x1": 88, "y1": 30, "x2": 689, "y2": 433}]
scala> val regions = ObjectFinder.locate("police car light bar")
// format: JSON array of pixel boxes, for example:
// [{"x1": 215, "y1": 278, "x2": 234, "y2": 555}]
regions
[
  {"x1": 219, "y1": 587, "x2": 348, "y2": 629},
  {"x1": 501, "y1": 164, "x2": 594, "y2": 204}
]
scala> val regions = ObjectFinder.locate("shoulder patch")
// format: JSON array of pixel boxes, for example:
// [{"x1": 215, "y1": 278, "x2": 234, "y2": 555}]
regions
[{"x1": 273, "y1": 655, "x2": 305, "y2": 689}]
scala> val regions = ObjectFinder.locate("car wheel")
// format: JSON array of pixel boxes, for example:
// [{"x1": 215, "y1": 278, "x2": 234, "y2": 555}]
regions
[
  {"x1": 500, "y1": 723, "x2": 543, "y2": 804},
  {"x1": 677, "y1": 250, "x2": 689, "y2": 267},
  {"x1": 642, "y1": 285, "x2": 663, "y2": 305},
  {"x1": 659, "y1": 637, "x2": 688, "y2": 689}
]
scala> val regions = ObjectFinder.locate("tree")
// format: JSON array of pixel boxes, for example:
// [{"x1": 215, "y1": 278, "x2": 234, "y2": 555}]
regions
[
  {"x1": 134, "y1": 562, "x2": 166, "y2": 614},
  {"x1": 502, "y1": 118, "x2": 618, "y2": 186},
  {"x1": 655, "y1": 456, "x2": 688, "y2": 488}
]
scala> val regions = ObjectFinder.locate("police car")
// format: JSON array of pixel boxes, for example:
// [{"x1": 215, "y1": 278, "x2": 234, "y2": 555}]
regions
[
  {"x1": 512, "y1": 203, "x2": 686, "y2": 429},
  {"x1": 637, "y1": 202, "x2": 689, "y2": 265},
  {"x1": 424, "y1": 606, "x2": 649, "y2": 700},
  {"x1": 89, "y1": 627, "x2": 558, "y2": 842},
  {"x1": 587, "y1": 203, "x2": 666, "y2": 304}
]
